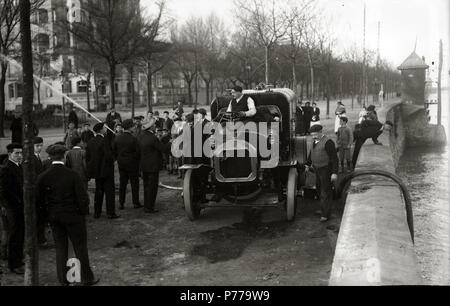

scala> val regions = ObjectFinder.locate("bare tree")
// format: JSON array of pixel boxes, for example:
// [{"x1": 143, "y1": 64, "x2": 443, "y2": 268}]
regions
[
  {"x1": 137, "y1": 0, "x2": 171, "y2": 111},
  {"x1": 234, "y1": 0, "x2": 289, "y2": 85},
  {"x1": 280, "y1": 0, "x2": 314, "y2": 93},
  {"x1": 59, "y1": 0, "x2": 152, "y2": 108},
  {"x1": 0, "y1": 0, "x2": 45, "y2": 137}
]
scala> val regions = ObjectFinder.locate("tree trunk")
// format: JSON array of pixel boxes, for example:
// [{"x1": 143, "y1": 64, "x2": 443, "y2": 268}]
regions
[
  {"x1": 109, "y1": 62, "x2": 116, "y2": 109},
  {"x1": 292, "y1": 58, "x2": 297, "y2": 94},
  {"x1": 146, "y1": 61, "x2": 152, "y2": 112},
  {"x1": 86, "y1": 72, "x2": 91, "y2": 113},
  {"x1": 265, "y1": 45, "x2": 270, "y2": 85},
  {"x1": 194, "y1": 74, "x2": 198, "y2": 109},
  {"x1": 205, "y1": 80, "x2": 210, "y2": 106},
  {"x1": 0, "y1": 62, "x2": 7, "y2": 137},
  {"x1": 129, "y1": 66, "x2": 135, "y2": 119},
  {"x1": 187, "y1": 79, "x2": 193, "y2": 106},
  {"x1": 36, "y1": 82, "x2": 41, "y2": 106},
  {"x1": 20, "y1": 0, "x2": 39, "y2": 286}
]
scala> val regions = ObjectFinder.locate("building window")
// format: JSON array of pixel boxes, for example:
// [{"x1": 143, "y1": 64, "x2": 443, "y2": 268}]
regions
[
  {"x1": 64, "y1": 81, "x2": 72, "y2": 94},
  {"x1": 115, "y1": 83, "x2": 119, "y2": 93},
  {"x1": 8, "y1": 84, "x2": 15, "y2": 99},
  {"x1": 46, "y1": 87, "x2": 53, "y2": 98},
  {"x1": 52, "y1": 9, "x2": 56, "y2": 22},
  {"x1": 16, "y1": 83, "x2": 23, "y2": 98},
  {"x1": 156, "y1": 73, "x2": 163, "y2": 88},
  {"x1": 38, "y1": 9, "x2": 48, "y2": 24},
  {"x1": 180, "y1": 78, "x2": 185, "y2": 88},
  {"x1": 77, "y1": 80, "x2": 88, "y2": 93},
  {"x1": 53, "y1": 34, "x2": 58, "y2": 48},
  {"x1": 127, "y1": 82, "x2": 135, "y2": 93}
]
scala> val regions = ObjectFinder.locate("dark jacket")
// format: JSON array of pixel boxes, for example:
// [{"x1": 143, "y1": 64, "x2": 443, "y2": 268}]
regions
[
  {"x1": 31, "y1": 153, "x2": 44, "y2": 176},
  {"x1": 163, "y1": 118, "x2": 174, "y2": 132},
  {"x1": 303, "y1": 106, "x2": 313, "y2": 121},
  {"x1": 86, "y1": 135, "x2": 115, "y2": 179},
  {"x1": 106, "y1": 112, "x2": 122, "y2": 129},
  {"x1": 81, "y1": 130, "x2": 95, "y2": 146},
  {"x1": 312, "y1": 107, "x2": 320, "y2": 122},
  {"x1": 355, "y1": 120, "x2": 383, "y2": 139},
  {"x1": 68, "y1": 110, "x2": 79, "y2": 128},
  {"x1": 113, "y1": 131, "x2": 140, "y2": 174},
  {"x1": 0, "y1": 160, "x2": 23, "y2": 212},
  {"x1": 37, "y1": 163, "x2": 89, "y2": 217},
  {"x1": 138, "y1": 130, "x2": 171, "y2": 173},
  {"x1": 65, "y1": 147, "x2": 88, "y2": 182}
]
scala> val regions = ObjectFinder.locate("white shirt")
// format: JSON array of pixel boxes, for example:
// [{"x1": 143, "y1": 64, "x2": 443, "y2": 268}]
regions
[{"x1": 226, "y1": 95, "x2": 257, "y2": 117}]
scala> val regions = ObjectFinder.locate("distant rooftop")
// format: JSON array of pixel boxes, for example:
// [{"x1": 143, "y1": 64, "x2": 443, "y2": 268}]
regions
[{"x1": 398, "y1": 51, "x2": 429, "y2": 70}]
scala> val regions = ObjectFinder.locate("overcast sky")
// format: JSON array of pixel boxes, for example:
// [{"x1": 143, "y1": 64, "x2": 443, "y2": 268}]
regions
[{"x1": 142, "y1": 0, "x2": 449, "y2": 75}]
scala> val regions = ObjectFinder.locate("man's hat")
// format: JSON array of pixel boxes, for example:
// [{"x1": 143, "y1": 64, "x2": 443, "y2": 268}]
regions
[
  {"x1": 33, "y1": 136, "x2": 44, "y2": 144},
  {"x1": 309, "y1": 124, "x2": 323, "y2": 133},
  {"x1": 185, "y1": 113, "x2": 194, "y2": 123},
  {"x1": 198, "y1": 108, "x2": 207, "y2": 116},
  {"x1": 142, "y1": 118, "x2": 156, "y2": 130},
  {"x1": 46, "y1": 144, "x2": 67, "y2": 158},
  {"x1": 122, "y1": 119, "x2": 134, "y2": 130},
  {"x1": 93, "y1": 122, "x2": 104, "y2": 133},
  {"x1": 232, "y1": 85, "x2": 243, "y2": 93},
  {"x1": 6, "y1": 143, "x2": 22, "y2": 151}
]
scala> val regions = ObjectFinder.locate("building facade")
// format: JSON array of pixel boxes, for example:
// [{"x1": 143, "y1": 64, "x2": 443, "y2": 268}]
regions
[{"x1": 4, "y1": 0, "x2": 219, "y2": 113}]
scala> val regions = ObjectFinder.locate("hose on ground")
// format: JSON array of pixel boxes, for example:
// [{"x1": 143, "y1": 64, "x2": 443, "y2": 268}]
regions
[{"x1": 336, "y1": 170, "x2": 414, "y2": 243}]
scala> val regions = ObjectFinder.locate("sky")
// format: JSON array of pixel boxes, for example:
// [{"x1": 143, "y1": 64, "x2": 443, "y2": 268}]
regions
[{"x1": 141, "y1": 0, "x2": 449, "y2": 78}]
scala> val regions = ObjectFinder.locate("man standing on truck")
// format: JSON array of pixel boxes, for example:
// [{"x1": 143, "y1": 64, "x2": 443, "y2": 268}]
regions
[{"x1": 226, "y1": 86, "x2": 257, "y2": 118}]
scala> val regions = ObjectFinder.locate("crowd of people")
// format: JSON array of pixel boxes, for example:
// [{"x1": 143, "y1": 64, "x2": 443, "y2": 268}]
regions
[
  {"x1": 0, "y1": 102, "x2": 211, "y2": 285},
  {"x1": 0, "y1": 93, "x2": 394, "y2": 285}
]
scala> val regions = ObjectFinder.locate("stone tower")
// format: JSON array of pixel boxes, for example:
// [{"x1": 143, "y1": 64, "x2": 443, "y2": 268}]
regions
[{"x1": 397, "y1": 51, "x2": 429, "y2": 106}]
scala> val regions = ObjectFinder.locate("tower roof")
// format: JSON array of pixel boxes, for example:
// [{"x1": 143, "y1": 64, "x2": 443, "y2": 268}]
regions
[{"x1": 398, "y1": 51, "x2": 429, "y2": 70}]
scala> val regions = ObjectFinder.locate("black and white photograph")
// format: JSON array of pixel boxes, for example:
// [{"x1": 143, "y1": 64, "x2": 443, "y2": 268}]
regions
[{"x1": 0, "y1": 0, "x2": 449, "y2": 292}]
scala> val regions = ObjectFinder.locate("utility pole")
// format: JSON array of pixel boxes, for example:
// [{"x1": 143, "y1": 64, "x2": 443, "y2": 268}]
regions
[
  {"x1": 362, "y1": 2, "x2": 367, "y2": 108},
  {"x1": 19, "y1": 0, "x2": 39, "y2": 285},
  {"x1": 438, "y1": 39, "x2": 443, "y2": 125}
]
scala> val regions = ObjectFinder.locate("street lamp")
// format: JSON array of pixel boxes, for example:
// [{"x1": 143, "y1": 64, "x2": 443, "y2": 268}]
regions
[{"x1": 59, "y1": 70, "x2": 67, "y2": 132}]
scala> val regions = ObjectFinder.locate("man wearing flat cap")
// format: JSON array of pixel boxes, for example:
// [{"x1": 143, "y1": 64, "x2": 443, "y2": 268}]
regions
[
  {"x1": 86, "y1": 122, "x2": 119, "y2": 219},
  {"x1": 226, "y1": 86, "x2": 257, "y2": 119},
  {"x1": 37, "y1": 145, "x2": 99, "y2": 286},
  {"x1": 138, "y1": 118, "x2": 171, "y2": 213},
  {"x1": 306, "y1": 124, "x2": 339, "y2": 222},
  {"x1": 113, "y1": 119, "x2": 142, "y2": 210}
]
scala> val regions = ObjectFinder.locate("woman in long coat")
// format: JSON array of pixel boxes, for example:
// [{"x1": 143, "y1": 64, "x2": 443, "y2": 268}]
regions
[{"x1": 334, "y1": 101, "x2": 346, "y2": 133}]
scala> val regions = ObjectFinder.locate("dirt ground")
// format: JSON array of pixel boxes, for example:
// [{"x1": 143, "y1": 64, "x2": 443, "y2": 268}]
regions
[
  {"x1": 0, "y1": 97, "x2": 373, "y2": 286},
  {"x1": 1, "y1": 170, "x2": 344, "y2": 286}
]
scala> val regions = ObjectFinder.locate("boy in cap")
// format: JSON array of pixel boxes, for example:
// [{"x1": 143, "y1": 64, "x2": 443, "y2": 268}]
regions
[
  {"x1": 336, "y1": 116, "x2": 353, "y2": 173},
  {"x1": 306, "y1": 125, "x2": 339, "y2": 222},
  {"x1": 37, "y1": 144, "x2": 99, "y2": 286}
]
